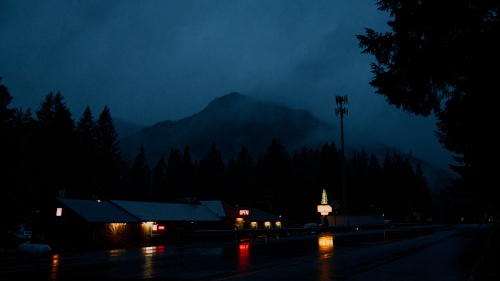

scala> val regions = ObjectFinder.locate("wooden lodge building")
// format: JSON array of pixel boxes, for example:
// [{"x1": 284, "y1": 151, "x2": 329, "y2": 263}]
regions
[{"x1": 31, "y1": 198, "x2": 287, "y2": 250}]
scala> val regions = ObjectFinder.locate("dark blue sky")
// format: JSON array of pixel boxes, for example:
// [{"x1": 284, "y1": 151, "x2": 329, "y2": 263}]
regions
[{"x1": 0, "y1": 0, "x2": 454, "y2": 170}]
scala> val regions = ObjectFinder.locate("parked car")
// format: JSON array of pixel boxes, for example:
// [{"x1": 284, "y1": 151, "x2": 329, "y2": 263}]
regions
[{"x1": 0, "y1": 232, "x2": 30, "y2": 251}]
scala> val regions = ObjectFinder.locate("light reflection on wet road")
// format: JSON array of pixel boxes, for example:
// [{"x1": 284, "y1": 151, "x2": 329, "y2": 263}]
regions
[{"x1": 0, "y1": 224, "x2": 489, "y2": 280}]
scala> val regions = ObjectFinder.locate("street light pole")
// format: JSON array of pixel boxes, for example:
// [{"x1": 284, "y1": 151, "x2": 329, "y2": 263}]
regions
[{"x1": 335, "y1": 95, "x2": 348, "y2": 215}]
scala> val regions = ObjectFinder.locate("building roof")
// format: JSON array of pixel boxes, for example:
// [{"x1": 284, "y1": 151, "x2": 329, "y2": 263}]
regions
[
  {"x1": 243, "y1": 207, "x2": 289, "y2": 222},
  {"x1": 110, "y1": 200, "x2": 223, "y2": 222},
  {"x1": 56, "y1": 199, "x2": 284, "y2": 224},
  {"x1": 200, "y1": 200, "x2": 227, "y2": 217},
  {"x1": 204, "y1": 200, "x2": 288, "y2": 222},
  {"x1": 57, "y1": 199, "x2": 141, "y2": 223}
]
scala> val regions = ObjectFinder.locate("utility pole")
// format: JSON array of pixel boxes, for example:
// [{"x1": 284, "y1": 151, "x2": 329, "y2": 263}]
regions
[{"x1": 335, "y1": 95, "x2": 348, "y2": 215}]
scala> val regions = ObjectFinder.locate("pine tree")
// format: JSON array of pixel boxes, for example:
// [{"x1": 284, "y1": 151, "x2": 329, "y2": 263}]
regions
[
  {"x1": 166, "y1": 148, "x2": 183, "y2": 201},
  {"x1": 0, "y1": 77, "x2": 14, "y2": 134},
  {"x1": 151, "y1": 157, "x2": 167, "y2": 201},
  {"x1": 0, "y1": 78, "x2": 18, "y2": 228},
  {"x1": 414, "y1": 163, "x2": 432, "y2": 219},
  {"x1": 357, "y1": 1, "x2": 499, "y2": 205},
  {"x1": 34, "y1": 92, "x2": 77, "y2": 200},
  {"x1": 198, "y1": 143, "x2": 225, "y2": 200},
  {"x1": 77, "y1": 106, "x2": 96, "y2": 149},
  {"x1": 53, "y1": 92, "x2": 75, "y2": 132},
  {"x1": 225, "y1": 157, "x2": 237, "y2": 203},
  {"x1": 130, "y1": 145, "x2": 151, "y2": 201},
  {"x1": 261, "y1": 138, "x2": 290, "y2": 215},
  {"x1": 180, "y1": 146, "x2": 195, "y2": 198},
  {"x1": 95, "y1": 106, "x2": 122, "y2": 199},
  {"x1": 75, "y1": 106, "x2": 97, "y2": 198},
  {"x1": 234, "y1": 146, "x2": 254, "y2": 206},
  {"x1": 35, "y1": 92, "x2": 55, "y2": 128},
  {"x1": 367, "y1": 154, "x2": 383, "y2": 215}
]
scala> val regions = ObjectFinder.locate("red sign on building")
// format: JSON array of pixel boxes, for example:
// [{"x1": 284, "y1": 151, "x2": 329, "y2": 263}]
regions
[
  {"x1": 152, "y1": 224, "x2": 165, "y2": 235},
  {"x1": 239, "y1": 209, "x2": 250, "y2": 216}
]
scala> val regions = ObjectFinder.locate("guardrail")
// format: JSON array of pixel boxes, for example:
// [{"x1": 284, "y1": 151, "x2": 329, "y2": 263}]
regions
[{"x1": 188, "y1": 224, "x2": 394, "y2": 238}]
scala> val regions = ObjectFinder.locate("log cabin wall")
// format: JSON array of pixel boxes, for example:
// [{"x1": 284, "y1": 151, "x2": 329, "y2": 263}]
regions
[{"x1": 87, "y1": 223, "x2": 151, "y2": 250}]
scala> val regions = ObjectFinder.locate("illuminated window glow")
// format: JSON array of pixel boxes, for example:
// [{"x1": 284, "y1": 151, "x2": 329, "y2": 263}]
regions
[
  {"x1": 56, "y1": 208, "x2": 62, "y2": 217},
  {"x1": 152, "y1": 224, "x2": 158, "y2": 231}
]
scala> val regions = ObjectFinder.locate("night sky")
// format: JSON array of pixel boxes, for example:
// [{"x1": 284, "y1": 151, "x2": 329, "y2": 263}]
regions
[{"x1": 0, "y1": 0, "x2": 454, "y2": 170}]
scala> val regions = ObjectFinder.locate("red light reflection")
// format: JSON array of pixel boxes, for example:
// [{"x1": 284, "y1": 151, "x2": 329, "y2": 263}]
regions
[{"x1": 238, "y1": 242, "x2": 250, "y2": 271}]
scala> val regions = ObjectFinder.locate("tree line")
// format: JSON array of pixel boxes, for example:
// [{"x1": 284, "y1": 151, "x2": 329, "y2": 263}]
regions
[
  {"x1": 1, "y1": 80, "x2": 440, "y2": 227},
  {"x1": 357, "y1": 0, "x2": 498, "y2": 212},
  {"x1": 1, "y1": 82, "x2": 122, "y2": 228}
]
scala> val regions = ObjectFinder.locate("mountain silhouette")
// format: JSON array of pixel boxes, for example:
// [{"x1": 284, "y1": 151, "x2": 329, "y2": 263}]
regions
[
  {"x1": 120, "y1": 92, "x2": 335, "y2": 165},
  {"x1": 120, "y1": 92, "x2": 456, "y2": 192}
]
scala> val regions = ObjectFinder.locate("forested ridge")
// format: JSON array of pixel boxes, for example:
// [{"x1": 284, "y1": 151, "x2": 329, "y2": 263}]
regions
[{"x1": 0, "y1": 79, "x2": 492, "y2": 228}]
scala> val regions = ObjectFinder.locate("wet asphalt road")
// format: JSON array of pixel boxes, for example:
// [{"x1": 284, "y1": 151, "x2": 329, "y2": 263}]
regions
[{"x1": 0, "y1": 224, "x2": 490, "y2": 280}]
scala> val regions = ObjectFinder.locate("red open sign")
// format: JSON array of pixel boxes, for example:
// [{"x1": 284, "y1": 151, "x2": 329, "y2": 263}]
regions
[{"x1": 239, "y1": 210, "x2": 249, "y2": 216}]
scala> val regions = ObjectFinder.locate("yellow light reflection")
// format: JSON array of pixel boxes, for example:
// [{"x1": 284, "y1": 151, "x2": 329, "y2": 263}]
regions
[
  {"x1": 109, "y1": 249, "x2": 125, "y2": 257},
  {"x1": 142, "y1": 249, "x2": 154, "y2": 279},
  {"x1": 318, "y1": 236, "x2": 334, "y2": 253},
  {"x1": 51, "y1": 254, "x2": 59, "y2": 280},
  {"x1": 143, "y1": 246, "x2": 155, "y2": 254}
]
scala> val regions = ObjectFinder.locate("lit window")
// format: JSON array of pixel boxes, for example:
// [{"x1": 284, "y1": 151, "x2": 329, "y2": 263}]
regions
[{"x1": 56, "y1": 208, "x2": 62, "y2": 217}]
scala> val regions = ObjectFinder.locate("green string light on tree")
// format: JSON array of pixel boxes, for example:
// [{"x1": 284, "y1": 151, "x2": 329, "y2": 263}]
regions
[{"x1": 321, "y1": 189, "x2": 328, "y2": 205}]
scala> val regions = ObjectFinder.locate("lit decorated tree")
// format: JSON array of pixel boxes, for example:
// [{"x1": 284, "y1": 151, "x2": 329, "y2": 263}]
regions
[{"x1": 321, "y1": 189, "x2": 328, "y2": 205}]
